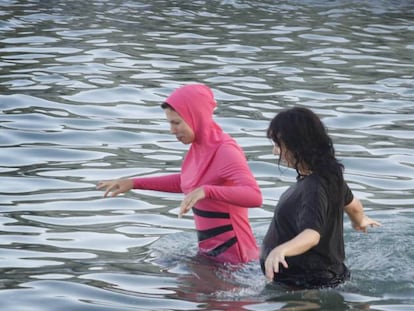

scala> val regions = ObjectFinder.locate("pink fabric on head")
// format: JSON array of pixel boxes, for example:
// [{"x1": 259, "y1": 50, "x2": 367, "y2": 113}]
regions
[
  {"x1": 166, "y1": 84, "x2": 231, "y2": 192},
  {"x1": 165, "y1": 84, "x2": 218, "y2": 140}
]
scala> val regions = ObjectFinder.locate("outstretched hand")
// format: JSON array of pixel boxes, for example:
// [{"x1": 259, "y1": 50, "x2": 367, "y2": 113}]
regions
[
  {"x1": 352, "y1": 215, "x2": 381, "y2": 233},
  {"x1": 97, "y1": 179, "x2": 134, "y2": 197},
  {"x1": 179, "y1": 187, "x2": 205, "y2": 218}
]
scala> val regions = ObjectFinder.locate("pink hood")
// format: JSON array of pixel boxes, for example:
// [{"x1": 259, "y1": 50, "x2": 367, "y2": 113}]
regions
[{"x1": 165, "y1": 84, "x2": 231, "y2": 192}]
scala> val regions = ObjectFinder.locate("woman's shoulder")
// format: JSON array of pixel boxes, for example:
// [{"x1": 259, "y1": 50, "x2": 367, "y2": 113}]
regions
[
  {"x1": 216, "y1": 138, "x2": 244, "y2": 155},
  {"x1": 303, "y1": 173, "x2": 349, "y2": 201},
  {"x1": 213, "y1": 140, "x2": 250, "y2": 168},
  {"x1": 300, "y1": 174, "x2": 329, "y2": 193}
]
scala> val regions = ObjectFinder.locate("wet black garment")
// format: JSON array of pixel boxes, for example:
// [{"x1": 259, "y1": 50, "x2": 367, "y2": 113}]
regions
[
  {"x1": 262, "y1": 261, "x2": 351, "y2": 290},
  {"x1": 260, "y1": 174, "x2": 354, "y2": 289}
]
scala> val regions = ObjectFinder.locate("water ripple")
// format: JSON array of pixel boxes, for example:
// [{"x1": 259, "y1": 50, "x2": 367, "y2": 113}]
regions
[{"x1": 0, "y1": 0, "x2": 413, "y2": 310}]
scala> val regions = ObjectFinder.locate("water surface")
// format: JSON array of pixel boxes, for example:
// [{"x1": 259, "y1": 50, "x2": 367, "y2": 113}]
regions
[{"x1": 0, "y1": 0, "x2": 413, "y2": 310}]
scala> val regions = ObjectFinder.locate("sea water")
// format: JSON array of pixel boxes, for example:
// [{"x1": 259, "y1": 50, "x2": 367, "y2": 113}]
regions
[{"x1": 0, "y1": 0, "x2": 413, "y2": 310}]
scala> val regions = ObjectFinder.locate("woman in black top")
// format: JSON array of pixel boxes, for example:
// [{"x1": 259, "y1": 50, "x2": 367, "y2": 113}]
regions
[{"x1": 261, "y1": 107, "x2": 381, "y2": 289}]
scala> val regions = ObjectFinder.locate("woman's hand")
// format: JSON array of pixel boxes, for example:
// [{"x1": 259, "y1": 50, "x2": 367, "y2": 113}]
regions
[
  {"x1": 264, "y1": 229, "x2": 320, "y2": 281},
  {"x1": 264, "y1": 246, "x2": 289, "y2": 280},
  {"x1": 179, "y1": 187, "x2": 205, "y2": 218},
  {"x1": 352, "y1": 215, "x2": 381, "y2": 233},
  {"x1": 97, "y1": 179, "x2": 134, "y2": 197},
  {"x1": 345, "y1": 198, "x2": 381, "y2": 232}
]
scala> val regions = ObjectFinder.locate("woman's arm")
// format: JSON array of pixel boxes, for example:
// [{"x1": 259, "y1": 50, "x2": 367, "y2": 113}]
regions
[
  {"x1": 344, "y1": 197, "x2": 381, "y2": 232},
  {"x1": 264, "y1": 229, "x2": 320, "y2": 280},
  {"x1": 202, "y1": 143, "x2": 262, "y2": 207},
  {"x1": 133, "y1": 173, "x2": 182, "y2": 193},
  {"x1": 97, "y1": 173, "x2": 182, "y2": 197}
]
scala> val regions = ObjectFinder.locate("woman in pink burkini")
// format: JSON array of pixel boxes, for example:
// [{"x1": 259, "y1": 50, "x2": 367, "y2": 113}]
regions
[{"x1": 97, "y1": 84, "x2": 262, "y2": 264}]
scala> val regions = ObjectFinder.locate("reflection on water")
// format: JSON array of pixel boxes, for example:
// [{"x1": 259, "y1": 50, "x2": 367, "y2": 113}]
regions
[{"x1": 0, "y1": 0, "x2": 413, "y2": 310}]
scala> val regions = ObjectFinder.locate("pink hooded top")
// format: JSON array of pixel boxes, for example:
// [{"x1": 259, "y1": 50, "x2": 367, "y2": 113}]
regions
[{"x1": 133, "y1": 84, "x2": 262, "y2": 264}]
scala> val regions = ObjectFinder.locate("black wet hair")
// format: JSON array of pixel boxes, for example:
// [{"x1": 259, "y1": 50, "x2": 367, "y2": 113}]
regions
[
  {"x1": 267, "y1": 107, "x2": 344, "y2": 198},
  {"x1": 161, "y1": 102, "x2": 174, "y2": 110}
]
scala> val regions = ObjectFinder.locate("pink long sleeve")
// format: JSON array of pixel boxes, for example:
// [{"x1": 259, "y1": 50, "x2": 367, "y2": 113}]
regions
[
  {"x1": 133, "y1": 173, "x2": 182, "y2": 193},
  {"x1": 202, "y1": 143, "x2": 262, "y2": 207}
]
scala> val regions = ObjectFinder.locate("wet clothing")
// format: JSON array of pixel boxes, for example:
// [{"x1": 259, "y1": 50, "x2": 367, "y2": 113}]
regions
[
  {"x1": 133, "y1": 84, "x2": 261, "y2": 264},
  {"x1": 260, "y1": 174, "x2": 354, "y2": 289}
]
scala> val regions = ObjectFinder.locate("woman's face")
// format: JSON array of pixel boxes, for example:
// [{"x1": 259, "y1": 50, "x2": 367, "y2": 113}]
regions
[
  {"x1": 165, "y1": 107, "x2": 195, "y2": 144},
  {"x1": 272, "y1": 140, "x2": 294, "y2": 167}
]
